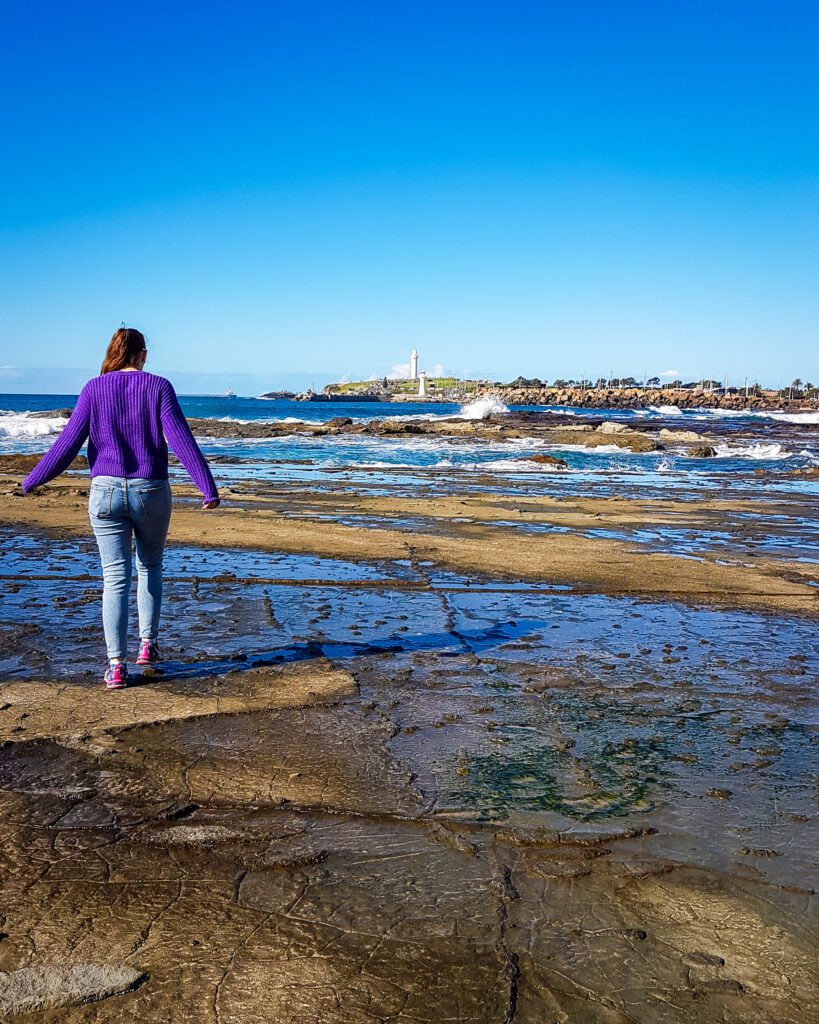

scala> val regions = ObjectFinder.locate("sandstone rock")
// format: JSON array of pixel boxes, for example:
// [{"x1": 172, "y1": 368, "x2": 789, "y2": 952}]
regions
[
  {"x1": 659, "y1": 429, "x2": 703, "y2": 442},
  {"x1": 0, "y1": 454, "x2": 87, "y2": 474},
  {"x1": 689, "y1": 446, "x2": 717, "y2": 458},
  {"x1": 598, "y1": 421, "x2": 630, "y2": 433},
  {"x1": 0, "y1": 965, "x2": 146, "y2": 1015},
  {"x1": 325, "y1": 417, "x2": 353, "y2": 428},
  {"x1": 29, "y1": 407, "x2": 73, "y2": 418},
  {"x1": 524, "y1": 454, "x2": 568, "y2": 468}
]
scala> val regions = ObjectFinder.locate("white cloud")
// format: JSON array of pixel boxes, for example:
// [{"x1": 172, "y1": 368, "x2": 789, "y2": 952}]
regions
[
  {"x1": 430, "y1": 363, "x2": 446, "y2": 377},
  {"x1": 660, "y1": 369, "x2": 680, "y2": 378}
]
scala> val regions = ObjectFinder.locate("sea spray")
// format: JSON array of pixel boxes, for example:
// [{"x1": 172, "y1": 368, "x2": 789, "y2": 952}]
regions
[
  {"x1": 458, "y1": 396, "x2": 510, "y2": 420},
  {"x1": 766, "y1": 411, "x2": 819, "y2": 425},
  {"x1": 648, "y1": 405, "x2": 683, "y2": 416},
  {"x1": 0, "y1": 412, "x2": 67, "y2": 438},
  {"x1": 459, "y1": 458, "x2": 568, "y2": 473},
  {"x1": 713, "y1": 441, "x2": 792, "y2": 460}
]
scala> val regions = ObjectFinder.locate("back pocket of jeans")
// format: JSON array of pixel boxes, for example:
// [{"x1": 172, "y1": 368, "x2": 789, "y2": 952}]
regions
[
  {"x1": 138, "y1": 483, "x2": 171, "y2": 518},
  {"x1": 89, "y1": 486, "x2": 112, "y2": 518}
]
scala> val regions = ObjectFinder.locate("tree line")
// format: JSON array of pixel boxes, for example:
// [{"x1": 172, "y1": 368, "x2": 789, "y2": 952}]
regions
[{"x1": 497, "y1": 376, "x2": 818, "y2": 398}]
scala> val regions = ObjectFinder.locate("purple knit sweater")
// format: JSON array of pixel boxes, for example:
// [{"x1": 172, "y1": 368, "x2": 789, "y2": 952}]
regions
[{"x1": 22, "y1": 371, "x2": 219, "y2": 502}]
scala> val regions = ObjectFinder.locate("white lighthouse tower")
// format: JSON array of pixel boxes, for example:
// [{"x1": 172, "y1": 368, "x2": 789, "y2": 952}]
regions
[
  {"x1": 410, "y1": 348, "x2": 418, "y2": 380},
  {"x1": 418, "y1": 370, "x2": 427, "y2": 397}
]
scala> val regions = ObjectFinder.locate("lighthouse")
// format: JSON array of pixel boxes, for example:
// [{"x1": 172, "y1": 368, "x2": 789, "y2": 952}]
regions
[
  {"x1": 410, "y1": 348, "x2": 418, "y2": 380},
  {"x1": 418, "y1": 370, "x2": 427, "y2": 397}
]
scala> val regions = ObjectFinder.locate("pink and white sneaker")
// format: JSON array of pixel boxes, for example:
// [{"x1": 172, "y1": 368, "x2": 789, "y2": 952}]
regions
[
  {"x1": 136, "y1": 640, "x2": 161, "y2": 666},
  {"x1": 104, "y1": 661, "x2": 128, "y2": 689}
]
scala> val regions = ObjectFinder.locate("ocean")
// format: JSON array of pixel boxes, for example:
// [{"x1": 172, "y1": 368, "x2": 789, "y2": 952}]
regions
[{"x1": 2, "y1": 392, "x2": 818, "y2": 498}]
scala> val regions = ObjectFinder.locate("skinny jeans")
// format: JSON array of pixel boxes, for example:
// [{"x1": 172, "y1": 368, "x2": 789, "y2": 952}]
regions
[{"x1": 88, "y1": 476, "x2": 172, "y2": 659}]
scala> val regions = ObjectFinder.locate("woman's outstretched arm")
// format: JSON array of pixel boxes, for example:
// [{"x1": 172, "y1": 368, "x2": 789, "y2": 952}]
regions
[
  {"x1": 22, "y1": 386, "x2": 92, "y2": 492},
  {"x1": 159, "y1": 379, "x2": 220, "y2": 504}
]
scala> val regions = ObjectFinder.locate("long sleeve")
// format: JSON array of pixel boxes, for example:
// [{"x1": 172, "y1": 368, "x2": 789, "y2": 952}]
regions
[
  {"x1": 159, "y1": 379, "x2": 219, "y2": 502},
  {"x1": 22, "y1": 386, "x2": 92, "y2": 492}
]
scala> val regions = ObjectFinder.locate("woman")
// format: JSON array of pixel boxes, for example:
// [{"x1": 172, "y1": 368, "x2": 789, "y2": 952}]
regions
[{"x1": 22, "y1": 327, "x2": 220, "y2": 689}]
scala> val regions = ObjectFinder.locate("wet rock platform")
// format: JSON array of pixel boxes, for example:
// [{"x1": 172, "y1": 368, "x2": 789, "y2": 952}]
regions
[{"x1": 0, "y1": 512, "x2": 817, "y2": 1021}]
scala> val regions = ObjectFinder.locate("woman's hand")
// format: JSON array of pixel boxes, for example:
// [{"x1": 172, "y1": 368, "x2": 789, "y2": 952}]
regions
[{"x1": 202, "y1": 498, "x2": 221, "y2": 511}]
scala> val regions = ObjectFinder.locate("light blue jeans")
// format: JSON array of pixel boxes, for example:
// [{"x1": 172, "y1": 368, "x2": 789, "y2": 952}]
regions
[{"x1": 88, "y1": 477, "x2": 173, "y2": 660}]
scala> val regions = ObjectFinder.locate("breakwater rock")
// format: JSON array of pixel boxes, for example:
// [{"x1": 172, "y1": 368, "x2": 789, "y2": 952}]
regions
[{"x1": 479, "y1": 386, "x2": 817, "y2": 411}]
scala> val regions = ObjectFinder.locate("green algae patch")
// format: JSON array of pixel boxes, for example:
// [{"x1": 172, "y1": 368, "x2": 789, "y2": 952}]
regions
[{"x1": 450, "y1": 734, "x2": 666, "y2": 822}]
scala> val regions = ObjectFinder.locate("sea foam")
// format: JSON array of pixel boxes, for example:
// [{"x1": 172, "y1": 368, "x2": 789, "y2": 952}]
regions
[
  {"x1": 458, "y1": 396, "x2": 510, "y2": 420},
  {"x1": 0, "y1": 412, "x2": 67, "y2": 438},
  {"x1": 713, "y1": 441, "x2": 793, "y2": 460}
]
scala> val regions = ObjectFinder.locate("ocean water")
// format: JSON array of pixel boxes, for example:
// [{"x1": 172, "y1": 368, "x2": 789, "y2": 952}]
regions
[{"x1": 2, "y1": 392, "x2": 817, "y2": 496}]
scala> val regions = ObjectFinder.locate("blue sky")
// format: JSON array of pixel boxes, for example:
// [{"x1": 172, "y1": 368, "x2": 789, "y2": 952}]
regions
[{"x1": 1, "y1": 1, "x2": 817, "y2": 394}]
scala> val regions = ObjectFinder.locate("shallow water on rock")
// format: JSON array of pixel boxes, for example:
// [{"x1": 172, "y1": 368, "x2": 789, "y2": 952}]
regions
[
  {"x1": 1, "y1": 523, "x2": 818, "y2": 1022},
  {"x1": 4, "y1": 394, "x2": 819, "y2": 1020}
]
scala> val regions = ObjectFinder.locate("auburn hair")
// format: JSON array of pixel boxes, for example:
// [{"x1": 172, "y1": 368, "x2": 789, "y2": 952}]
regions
[{"x1": 101, "y1": 327, "x2": 147, "y2": 374}]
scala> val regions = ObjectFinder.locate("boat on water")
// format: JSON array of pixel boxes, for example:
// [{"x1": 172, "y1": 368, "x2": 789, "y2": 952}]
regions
[{"x1": 224, "y1": 388, "x2": 237, "y2": 399}]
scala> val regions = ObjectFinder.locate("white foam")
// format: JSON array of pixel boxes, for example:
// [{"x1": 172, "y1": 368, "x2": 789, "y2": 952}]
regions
[
  {"x1": 0, "y1": 413, "x2": 67, "y2": 438},
  {"x1": 386, "y1": 411, "x2": 455, "y2": 422},
  {"x1": 649, "y1": 405, "x2": 684, "y2": 416},
  {"x1": 695, "y1": 407, "x2": 819, "y2": 425},
  {"x1": 766, "y1": 410, "x2": 819, "y2": 424},
  {"x1": 216, "y1": 415, "x2": 311, "y2": 425},
  {"x1": 459, "y1": 458, "x2": 568, "y2": 473},
  {"x1": 458, "y1": 396, "x2": 510, "y2": 420},
  {"x1": 546, "y1": 443, "x2": 637, "y2": 455},
  {"x1": 713, "y1": 441, "x2": 793, "y2": 460},
  {"x1": 347, "y1": 461, "x2": 418, "y2": 469}
]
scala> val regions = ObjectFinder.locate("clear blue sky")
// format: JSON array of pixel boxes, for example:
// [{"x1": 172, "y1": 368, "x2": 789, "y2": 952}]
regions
[{"x1": 1, "y1": 1, "x2": 817, "y2": 394}]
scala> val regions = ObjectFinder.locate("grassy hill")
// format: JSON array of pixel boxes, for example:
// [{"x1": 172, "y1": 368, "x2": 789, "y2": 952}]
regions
[{"x1": 328, "y1": 377, "x2": 481, "y2": 396}]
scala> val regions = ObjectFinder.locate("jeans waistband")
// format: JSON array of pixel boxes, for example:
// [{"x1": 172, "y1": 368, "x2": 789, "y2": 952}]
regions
[{"x1": 91, "y1": 477, "x2": 169, "y2": 487}]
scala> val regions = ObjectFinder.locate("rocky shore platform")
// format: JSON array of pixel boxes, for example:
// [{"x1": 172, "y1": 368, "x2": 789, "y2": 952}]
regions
[
  {"x1": 0, "y1": 451, "x2": 817, "y2": 1022},
  {"x1": 179, "y1": 406, "x2": 819, "y2": 464}
]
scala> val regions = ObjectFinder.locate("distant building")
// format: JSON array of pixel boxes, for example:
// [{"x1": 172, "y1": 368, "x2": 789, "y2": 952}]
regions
[
  {"x1": 410, "y1": 348, "x2": 419, "y2": 379},
  {"x1": 418, "y1": 371, "x2": 427, "y2": 397}
]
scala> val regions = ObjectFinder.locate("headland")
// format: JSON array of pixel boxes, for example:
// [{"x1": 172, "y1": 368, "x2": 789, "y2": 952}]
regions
[{"x1": 310, "y1": 372, "x2": 819, "y2": 412}]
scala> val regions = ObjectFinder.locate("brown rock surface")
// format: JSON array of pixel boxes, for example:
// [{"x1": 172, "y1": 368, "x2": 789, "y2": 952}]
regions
[
  {"x1": 0, "y1": 965, "x2": 146, "y2": 1015},
  {"x1": 1, "y1": 457, "x2": 817, "y2": 1021},
  {"x1": 2, "y1": 479, "x2": 816, "y2": 614},
  {"x1": 0, "y1": 453, "x2": 87, "y2": 473},
  {"x1": 523, "y1": 454, "x2": 568, "y2": 468}
]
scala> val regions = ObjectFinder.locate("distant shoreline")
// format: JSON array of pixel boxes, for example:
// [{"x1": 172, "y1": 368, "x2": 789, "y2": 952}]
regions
[
  {"x1": 293, "y1": 384, "x2": 819, "y2": 412},
  {"x1": 480, "y1": 385, "x2": 819, "y2": 412}
]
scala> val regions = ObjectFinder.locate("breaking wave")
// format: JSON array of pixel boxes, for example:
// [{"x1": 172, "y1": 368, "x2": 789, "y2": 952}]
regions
[
  {"x1": 458, "y1": 396, "x2": 510, "y2": 420},
  {"x1": 694, "y1": 408, "x2": 819, "y2": 425},
  {"x1": 762, "y1": 411, "x2": 819, "y2": 425},
  {"x1": 648, "y1": 405, "x2": 683, "y2": 416},
  {"x1": 454, "y1": 458, "x2": 568, "y2": 473},
  {"x1": 0, "y1": 412, "x2": 68, "y2": 438},
  {"x1": 713, "y1": 442, "x2": 793, "y2": 460}
]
